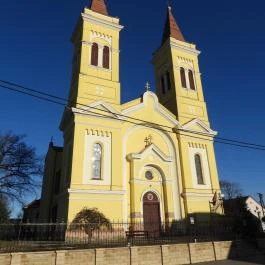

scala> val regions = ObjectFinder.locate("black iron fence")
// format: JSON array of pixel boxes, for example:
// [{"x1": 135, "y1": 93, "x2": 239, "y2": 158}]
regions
[{"x1": 0, "y1": 219, "x2": 241, "y2": 253}]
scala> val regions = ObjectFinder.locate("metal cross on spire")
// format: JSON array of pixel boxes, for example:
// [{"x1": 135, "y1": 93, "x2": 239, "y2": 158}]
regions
[{"x1": 145, "y1": 82, "x2": 151, "y2": 91}]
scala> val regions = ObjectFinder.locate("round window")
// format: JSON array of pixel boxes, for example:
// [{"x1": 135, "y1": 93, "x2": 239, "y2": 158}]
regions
[{"x1": 145, "y1": 171, "x2": 153, "y2": 180}]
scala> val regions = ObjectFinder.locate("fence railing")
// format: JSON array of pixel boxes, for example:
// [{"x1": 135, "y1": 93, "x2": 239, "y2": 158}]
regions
[{"x1": 0, "y1": 220, "x2": 245, "y2": 253}]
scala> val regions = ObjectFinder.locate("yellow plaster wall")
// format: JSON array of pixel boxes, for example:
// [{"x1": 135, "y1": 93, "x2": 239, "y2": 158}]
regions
[
  {"x1": 67, "y1": 194, "x2": 124, "y2": 221},
  {"x1": 43, "y1": 5, "x2": 223, "y2": 223}
]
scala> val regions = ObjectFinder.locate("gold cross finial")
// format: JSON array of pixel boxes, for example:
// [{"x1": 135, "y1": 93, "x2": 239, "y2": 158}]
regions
[
  {"x1": 144, "y1": 135, "x2": 153, "y2": 147},
  {"x1": 145, "y1": 82, "x2": 151, "y2": 91}
]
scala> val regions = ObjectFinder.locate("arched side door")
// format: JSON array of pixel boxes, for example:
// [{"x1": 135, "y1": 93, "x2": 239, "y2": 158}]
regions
[{"x1": 143, "y1": 192, "x2": 161, "y2": 237}]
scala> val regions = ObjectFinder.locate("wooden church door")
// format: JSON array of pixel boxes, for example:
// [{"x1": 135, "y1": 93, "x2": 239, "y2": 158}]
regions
[{"x1": 143, "y1": 192, "x2": 161, "y2": 237}]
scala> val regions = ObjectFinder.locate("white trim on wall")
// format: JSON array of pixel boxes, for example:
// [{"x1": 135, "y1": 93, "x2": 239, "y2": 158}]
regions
[
  {"x1": 68, "y1": 189, "x2": 125, "y2": 195},
  {"x1": 188, "y1": 147, "x2": 212, "y2": 190},
  {"x1": 83, "y1": 131, "x2": 112, "y2": 186},
  {"x1": 123, "y1": 124, "x2": 183, "y2": 221}
]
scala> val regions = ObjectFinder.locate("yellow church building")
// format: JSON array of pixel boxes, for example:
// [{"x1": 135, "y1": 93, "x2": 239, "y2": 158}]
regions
[{"x1": 39, "y1": 0, "x2": 222, "y2": 223}]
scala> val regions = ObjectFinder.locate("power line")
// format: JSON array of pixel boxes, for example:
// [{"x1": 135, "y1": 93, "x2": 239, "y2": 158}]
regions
[
  {"x1": 3, "y1": 79, "x2": 265, "y2": 149},
  {"x1": 2, "y1": 79, "x2": 265, "y2": 148},
  {"x1": 1, "y1": 80, "x2": 265, "y2": 151},
  {"x1": 2, "y1": 82, "x2": 265, "y2": 150},
  {"x1": 0, "y1": 83, "x2": 65, "y2": 107}
]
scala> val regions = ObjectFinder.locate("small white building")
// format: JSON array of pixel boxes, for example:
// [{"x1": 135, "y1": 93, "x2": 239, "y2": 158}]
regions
[
  {"x1": 245, "y1": 196, "x2": 265, "y2": 220},
  {"x1": 224, "y1": 196, "x2": 265, "y2": 232}
]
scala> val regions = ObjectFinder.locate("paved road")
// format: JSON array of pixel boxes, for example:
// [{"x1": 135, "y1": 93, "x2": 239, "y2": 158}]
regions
[{"x1": 198, "y1": 255, "x2": 265, "y2": 265}]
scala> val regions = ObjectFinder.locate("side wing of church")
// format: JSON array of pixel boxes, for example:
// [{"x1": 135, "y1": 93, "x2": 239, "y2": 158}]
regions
[{"x1": 39, "y1": 0, "x2": 222, "y2": 223}]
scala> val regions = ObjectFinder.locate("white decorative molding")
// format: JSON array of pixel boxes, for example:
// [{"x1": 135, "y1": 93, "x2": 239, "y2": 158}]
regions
[
  {"x1": 130, "y1": 179, "x2": 173, "y2": 184},
  {"x1": 83, "y1": 131, "x2": 112, "y2": 185},
  {"x1": 181, "y1": 118, "x2": 218, "y2": 136},
  {"x1": 122, "y1": 124, "x2": 183, "y2": 221},
  {"x1": 70, "y1": 197, "x2": 123, "y2": 201},
  {"x1": 68, "y1": 189, "x2": 125, "y2": 195},
  {"x1": 122, "y1": 91, "x2": 179, "y2": 127},
  {"x1": 139, "y1": 165, "x2": 169, "y2": 182},
  {"x1": 90, "y1": 31, "x2": 112, "y2": 45},
  {"x1": 81, "y1": 13, "x2": 124, "y2": 32},
  {"x1": 188, "y1": 147, "x2": 212, "y2": 190},
  {"x1": 86, "y1": 129, "x2": 111, "y2": 137},
  {"x1": 182, "y1": 192, "x2": 215, "y2": 198},
  {"x1": 72, "y1": 100, "x2": 122, "y2": 120},
  {"x1": 127, "y1": 143, "x2": 173, "y2": 163},
  {"x1": 177, "y1": 56, "x2": 194, "y2": 69},
  {"x1": 170, "y1": 40, "x2": 201, "y2": 56}
]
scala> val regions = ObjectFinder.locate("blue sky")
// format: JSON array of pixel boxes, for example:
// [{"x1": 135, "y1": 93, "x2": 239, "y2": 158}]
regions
[{"x1": 1, "y1": 0, "x2": 265, "y2": 212}]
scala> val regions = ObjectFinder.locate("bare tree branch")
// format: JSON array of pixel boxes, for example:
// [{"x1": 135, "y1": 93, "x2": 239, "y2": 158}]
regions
[
  {"x1": 220, "y1": 179, "x2": 244, "y2": 199},
  {"x1": 0, "y1": 132, "x2": 43, "y2": 205}
]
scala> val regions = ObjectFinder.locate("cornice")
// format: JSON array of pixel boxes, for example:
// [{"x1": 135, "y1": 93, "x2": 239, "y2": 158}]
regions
[{"x1": 81, "y1": 13, "x2": 124, "y2": 31}]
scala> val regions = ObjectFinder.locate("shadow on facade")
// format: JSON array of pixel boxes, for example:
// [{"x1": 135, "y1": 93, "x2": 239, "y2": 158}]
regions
[{"x1": 177, "y1": 212, "x2": 265, "y2": 264}]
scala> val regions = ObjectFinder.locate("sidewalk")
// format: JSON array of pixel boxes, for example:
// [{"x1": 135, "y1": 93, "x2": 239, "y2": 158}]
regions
[{"x1": 199, "y1": 255, "x2": 265, "y2": 265}]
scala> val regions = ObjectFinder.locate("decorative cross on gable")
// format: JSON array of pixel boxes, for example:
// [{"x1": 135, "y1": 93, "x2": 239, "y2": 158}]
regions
[
  {"x1": 145, "y1": 82, "x2": 151, "y2": 91},
  {"x1": 144, "y1": 135, "x2": 153, "y2": 147}
]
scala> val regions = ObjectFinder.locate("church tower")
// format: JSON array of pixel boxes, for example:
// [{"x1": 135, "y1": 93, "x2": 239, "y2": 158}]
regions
[
  {"x1": 153, "y1": 6, "x2": 221, "y2": 216},
  {"x1": 152, "y1": 7, "x2": 209, "y2": 126},
  {"x1": 69, "y1": 0, "x2": 123, "y2": 109},
  {"x1": 41, "y1": 2, "x2": 222, "y2": 223}
]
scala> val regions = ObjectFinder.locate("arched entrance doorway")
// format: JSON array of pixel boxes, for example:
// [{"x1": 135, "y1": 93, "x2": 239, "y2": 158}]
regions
[{"x1": 143, "y1": 191, "x2": 161, "y2": 237}]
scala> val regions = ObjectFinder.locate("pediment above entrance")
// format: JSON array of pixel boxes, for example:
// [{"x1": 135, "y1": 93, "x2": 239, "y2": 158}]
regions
[
  {"x1": 181, "y1": 118, "x2": 217, "y2": 136},
  {"x1": 127, "y1": 143, "x2": 173, "y2": 163}
]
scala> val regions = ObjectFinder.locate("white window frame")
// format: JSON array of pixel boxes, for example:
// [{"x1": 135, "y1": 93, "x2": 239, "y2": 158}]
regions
[
  {"x1": 189, "y1": 147, "x2": 212, "y2": 189},
  {"x1": 90, "y1": 42, "x2": 112, "y2": 70},
  {"x1": 83, "y1": 133, "x2": 111, "y2": 185}
]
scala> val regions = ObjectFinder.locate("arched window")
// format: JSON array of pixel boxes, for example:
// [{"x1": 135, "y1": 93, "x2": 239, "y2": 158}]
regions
[
  {"x1": 91, "y1": 43, "x2": 99, "y2": 66},
  {"x1": 188, "y1": 70, "x2": 196, "y2": 90},
  {"x1": 180, "y1": 67, "x2": 187, "y2": 88},
  {"x1": 103, "y1": 46, "x2": 110, "y2": 69},
  {"x1": 92, "y1": 143, "x2": 102, "y2": 180},
  {"x1": 161, "y1": 76, "x2": 166, "y2": 94},
  {"x1": 166, "y1": 71, "x2": 171, "y2": 91},
  {"x1": 195, "y1": 154, "x2": 204, "y2": 185}
]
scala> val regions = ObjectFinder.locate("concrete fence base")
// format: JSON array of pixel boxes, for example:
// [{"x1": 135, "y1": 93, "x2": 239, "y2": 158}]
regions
[{"x1": 0, "y1": 240, "x2": 262, "y2": 265}]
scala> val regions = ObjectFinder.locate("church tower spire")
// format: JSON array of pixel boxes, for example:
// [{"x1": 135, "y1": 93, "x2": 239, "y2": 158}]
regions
[
  {"x1": 152, "y1": 6, "x2": 209, "y2": 125},
  {"x1": 67, "y1": 0, "x2": 123, "y2": 109},
  {"x1": 90, "y1": 0, "x2": 109, "y2": 16},
  {"x1": 162, "y1": 6, "x2": 185, "y2": 44}
]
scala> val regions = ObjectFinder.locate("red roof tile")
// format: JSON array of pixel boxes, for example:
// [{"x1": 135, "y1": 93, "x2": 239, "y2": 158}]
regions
[
  {"x1": 89, "y1": 0, "x2": 109, "y2": 16},
  {"x1": 162, "y1": 7, "x2": 185, "y2": 44}
]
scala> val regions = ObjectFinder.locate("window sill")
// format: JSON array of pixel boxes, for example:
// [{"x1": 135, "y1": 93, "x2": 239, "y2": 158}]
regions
[
  {"x1": 182, "y1": 86, "x2": 197, "y2": 92},
  {"x1": 89, "y1": 65, "x2": 112, "y2": 72}
]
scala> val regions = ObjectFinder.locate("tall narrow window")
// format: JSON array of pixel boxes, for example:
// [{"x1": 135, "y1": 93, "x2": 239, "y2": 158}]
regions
[
  {"x1": 92, "y1": 143, "x2": 102, "y2": 180},
  {"x1": 166, "y1": 71, "x2": 171, "y2": 91},
  {"x1": 91, "y1": 43, "x2": 99, "y2": 66},
  {"x1": 161, "y1": 76, "x2": 166, "y2": 94},
  {"x1": 180, "y1": 67, "x2": 187, "y2": 88},
  {"x1": 103, "y1": 46, "x2": 110, "y2": 69},
  {"x1": 188, "y1": 70, "x2": 196, "y2": 90},
  {"x1": 195, "y1": 154, "x2": 204, "y2": 185}
]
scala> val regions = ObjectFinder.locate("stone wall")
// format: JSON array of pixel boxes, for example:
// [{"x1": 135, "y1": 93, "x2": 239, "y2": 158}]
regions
[
  {"x1": 0, "y1": 240, "x2": 260, "y2": 265},
  {"x1": 189, "y1": 242, "x2": 215, "y2": 263}
]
